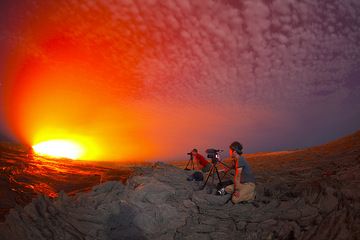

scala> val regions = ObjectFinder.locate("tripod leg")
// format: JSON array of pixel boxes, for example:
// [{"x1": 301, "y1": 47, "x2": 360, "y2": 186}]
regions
[
  {"x1": 191, "y1": 159, "x2": 195, "y2": 170},
  {"x1": 211, "y1": 167, "x2": 215, "y2": 185},
  {"x1": 215, "y1": 167, "x2": 222, "y2": 184},
  {"x1": 218, "y1": 161, "x2": 233, "y2": 181},
  {"x1": 200, "y1": 165, "x2": 215, "y2": 190},
  {"x1": 184, "y1": 159, "x2": 190, "y2": 170}
]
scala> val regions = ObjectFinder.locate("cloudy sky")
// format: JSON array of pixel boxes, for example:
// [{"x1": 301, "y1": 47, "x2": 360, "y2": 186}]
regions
[{"x1": 0, "y1": 0, "x2": 359, "y2": 161}]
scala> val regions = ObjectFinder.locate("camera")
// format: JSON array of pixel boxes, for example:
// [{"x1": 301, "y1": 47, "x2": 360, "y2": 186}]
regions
[
  {"x1": 184, "y1": 152, "x2": 194, "y2": 170},
  {"x1": 206, "y1": 148, "x2": 223, "y2": 163}
]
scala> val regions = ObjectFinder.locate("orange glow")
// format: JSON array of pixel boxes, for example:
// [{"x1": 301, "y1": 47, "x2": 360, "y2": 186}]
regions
[
  {"x1": 2, "y1": 2, "x2": 255, "y2": 162},
  {"x1": 33, "y1": 140, "x2": 84, "y2": 160},
  {"x1": 1, "y1": 5, "x2": 156, "y2": 162}
]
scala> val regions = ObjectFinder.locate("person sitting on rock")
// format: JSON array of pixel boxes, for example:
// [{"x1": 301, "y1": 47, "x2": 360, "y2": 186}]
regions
[
  {"x1": 225, "y1": 141, "x2": 256, "y2": 203},
  {"x1": 191, "y1": 148, "x2": 211, "y2": 173}
]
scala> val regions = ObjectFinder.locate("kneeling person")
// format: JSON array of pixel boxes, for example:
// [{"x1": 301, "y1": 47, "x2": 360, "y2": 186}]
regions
[
  {"x1": 191, "y1": 148, "x2": 211, "y2": 173},
  {"x1": 225, "y1": 142, "x2": 256, "y2": 203}
]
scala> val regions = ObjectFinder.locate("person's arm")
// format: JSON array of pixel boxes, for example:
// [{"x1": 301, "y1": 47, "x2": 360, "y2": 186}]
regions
[
  {"x1": 234, "y1": 167, "x2": 242, "y2": 191},
  {"x1": 233, "y1": 158, "x2": 243, "y2": 197}
]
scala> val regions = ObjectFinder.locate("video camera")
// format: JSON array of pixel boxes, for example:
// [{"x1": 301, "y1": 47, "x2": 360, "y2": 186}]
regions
[
  {"x1": 187, "y1": 152, "x2": 193, "y2": 160},
  {"x1": 206, "y1": 148, "x2": 223, "y2": 163}
]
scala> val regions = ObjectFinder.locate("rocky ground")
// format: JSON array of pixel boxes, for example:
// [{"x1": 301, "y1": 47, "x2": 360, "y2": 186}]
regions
[
  {"x1": 0, "y1": 131, "x2": 359, "y2": 239},
  {"x1": 0, "y1": 142, "x2": 135, "y2": 221}
]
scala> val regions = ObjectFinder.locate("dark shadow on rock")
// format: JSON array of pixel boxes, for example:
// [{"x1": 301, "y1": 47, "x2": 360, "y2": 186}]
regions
[{"x1": 105, "y1": 203, "x2": 146, "y2": 240}]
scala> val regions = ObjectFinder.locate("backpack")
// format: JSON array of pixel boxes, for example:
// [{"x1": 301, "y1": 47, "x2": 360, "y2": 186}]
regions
[{"x1": 193, "y1": 171, "x2": 204, "y2": 181}]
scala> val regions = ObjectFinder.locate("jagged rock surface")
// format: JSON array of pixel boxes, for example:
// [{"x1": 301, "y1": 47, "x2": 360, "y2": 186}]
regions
[{"x1": 0, "y1": 153, "x2": 359, "y2": 240}]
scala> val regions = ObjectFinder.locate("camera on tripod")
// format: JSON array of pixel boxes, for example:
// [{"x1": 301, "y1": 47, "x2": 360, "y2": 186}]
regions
[
  {"x1": 205, "y1": 148, "x2": 222, "y2": 163},
  {"x1": 195, "y1": 148, "x2": 232, "y2": 191},
  {"x1": 184, "y1": 151, "x2": 194, "y2": 170}
]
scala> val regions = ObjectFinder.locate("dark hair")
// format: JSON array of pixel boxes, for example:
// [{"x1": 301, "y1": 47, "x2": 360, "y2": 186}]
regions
[
  {"x1": 192, "y1": 148, "x2": 198, "y2": 153},
  {"x1": 230, "y1": 141, "x2": 243, "y2": 154}
]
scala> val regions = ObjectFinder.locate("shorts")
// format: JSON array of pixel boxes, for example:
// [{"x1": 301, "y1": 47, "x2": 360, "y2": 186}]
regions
[{"x1": 225, "y1": 182, "x2": 256, "y2": 203}]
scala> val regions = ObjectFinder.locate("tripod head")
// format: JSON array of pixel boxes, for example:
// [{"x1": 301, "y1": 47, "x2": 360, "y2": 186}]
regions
[{"x1": 205, "y1": 148, "x2": 223, "y2": 164}]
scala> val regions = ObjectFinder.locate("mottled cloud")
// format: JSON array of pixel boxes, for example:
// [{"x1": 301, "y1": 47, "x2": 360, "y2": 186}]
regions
[
  {"x1": 1, "y1": 0, "x2": 360, "y2": 154},
  {"x1": 86, "y1": 0, "x2": 360, "y2": 106},
  {"x1": 3, "y1": 0, "x2": 360, "y2": 106}
]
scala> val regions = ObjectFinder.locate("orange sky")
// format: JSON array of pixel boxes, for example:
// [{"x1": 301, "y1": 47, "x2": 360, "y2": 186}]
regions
[
  {"x1": 1, "y1": 0, "x2": 359, "y2": 161},
  {"x1": 1, "y1": 2, "x2": 156, "y2": 161},
  {"x1": 1, "y1": 2, "x2": 239, "y2": 161}
]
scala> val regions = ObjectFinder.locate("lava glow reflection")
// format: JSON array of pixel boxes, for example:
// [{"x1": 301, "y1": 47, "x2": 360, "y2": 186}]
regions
[{"x1": 33, "y1": 140, "x2": 84, "y2": 160}]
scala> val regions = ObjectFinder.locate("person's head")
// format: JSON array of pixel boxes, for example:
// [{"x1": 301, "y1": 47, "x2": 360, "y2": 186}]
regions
[
  {"x1": 191, "y1": 148, "x2": 198, "y2": 155},
  {"x1": 229, "y1": 141, "x2": 243, "y2": 158}
]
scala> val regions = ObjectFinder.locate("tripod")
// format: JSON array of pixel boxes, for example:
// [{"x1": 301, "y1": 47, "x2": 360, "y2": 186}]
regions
[
  {"x1": 184, "y1": 155, "x2": 195, "y2": 170},
  {"x1": 200, "y1": 152, "x2": 232, "y2": 190}
]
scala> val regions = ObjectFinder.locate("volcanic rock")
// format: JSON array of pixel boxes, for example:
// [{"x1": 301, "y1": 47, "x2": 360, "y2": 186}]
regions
[{"x1": 0, "y1": 130, "x2": 360, "y2": 239}]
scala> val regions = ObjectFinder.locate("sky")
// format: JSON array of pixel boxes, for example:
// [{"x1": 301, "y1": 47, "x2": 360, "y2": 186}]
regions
[{"x1": 0, "y1": 0, "x2": 359, "y2": 161}]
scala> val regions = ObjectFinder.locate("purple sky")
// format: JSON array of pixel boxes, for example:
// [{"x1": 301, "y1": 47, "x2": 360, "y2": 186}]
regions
[{"x1": 0, "y1": 0, "x2": 359, "y2": 160}]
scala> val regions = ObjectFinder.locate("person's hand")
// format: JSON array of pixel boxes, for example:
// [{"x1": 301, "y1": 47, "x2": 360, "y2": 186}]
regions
[{"x1": 233, "y1": 190, "x2": 240, "y2": 198}]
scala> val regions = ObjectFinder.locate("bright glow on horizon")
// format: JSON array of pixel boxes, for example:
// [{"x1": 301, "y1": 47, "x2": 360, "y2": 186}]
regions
[{"x1": 33, "y1": 140, "x2": 84, "y2": 160}]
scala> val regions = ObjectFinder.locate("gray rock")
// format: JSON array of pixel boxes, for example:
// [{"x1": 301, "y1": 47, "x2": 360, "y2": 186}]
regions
[
  {"x1": 280, "y1": 208, "x2": 301, "y2": 220},
  {"x1": 236, "y1": 221, "x2": 247, "y2": 230},
  {"x1": 183, "y1": 199, "x2": 196, "y2": 208},
  {"x1": 246, "y1": 222, "x2": 259, "y2": 232},
  {"x1": 157, "y1": 233, "x2": 175, "y2": 240},
  {"x1": 307, "y1": 209, "x2": 352, "y2": 240},
  {"x1": 318, "y1": 188, "x2": 338, "y2": 214},
  {"x1": 298, "y1": 214, "x2": 318, "y2": 227},
  {"x1": 192, "y1": 191, "x2": 210, "y2": 207},
  {"x1": 259, "y1": 219, "x2": 277, "y2": 231},
  {"x1": 210, "y1": 231, "x2": 235, "y2": 240},
  {"x1": 134, "y1": 211, "x2": 160, "y2": 235},
  {"x1": 202, "y1": 194, "x2": 230, "y2": 206},
  {"x1": 134, "y1": 203, "x2": 186, "y2": 235},
  {"x1": 182, "y1": 233, "x2": 210, "y2": 240},
  {"x1": 1, "y1": 160, "x2": 359, "y2": 240},
  {"x1": 203, "y1": 209, "x2": 230, "y2": 219},
  {"x1": 214, "y1": 219, "x2": 236, "y2": 232},
  {"x1": 91, "y1": 181, "x2": 125, "y2": 195},
  {"x1": 277, "y1": 221, "x2": 300, "y2": 240},
  {"x1": 300, "y1": 204, "x2": 318, "y2": 217},
  {"x1": 189, "y1": 224, "x2": 214, "y2": 233},
  {"x1": 199, "y1": 215, "x2": 219, "y2": 225}
]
